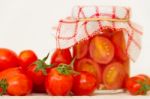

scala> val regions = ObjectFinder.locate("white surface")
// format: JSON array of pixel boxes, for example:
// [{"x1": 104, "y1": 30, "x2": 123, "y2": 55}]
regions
[
  {"x1": 1, "y1": 92, "x2": 150, "y2": 99},
  {"x1": 0, "y1": 0, "x2": 150, "y2": 76}
]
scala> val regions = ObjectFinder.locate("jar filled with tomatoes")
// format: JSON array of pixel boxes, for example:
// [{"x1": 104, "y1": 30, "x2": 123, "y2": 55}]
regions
[{"x1": 54, "y1": 6, "x2": 142, "y2": 93}]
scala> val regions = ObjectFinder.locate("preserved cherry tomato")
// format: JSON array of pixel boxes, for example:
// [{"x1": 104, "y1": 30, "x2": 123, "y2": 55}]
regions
[
  {"x1": 89, "y1": 36, "x2": 114, "y2": 64},
  {"x1": 103, "y1": 62, "x2": 126, "y2": 89},
  {"x1": 112, "y1": 29, "x2": 128, "y2": 61},
  {"x1": 74, "y1": 58, "x2": 102, "y2": 83},
  {"x1": 73, "y1": 40, "x2": 89, "y2": 59}
]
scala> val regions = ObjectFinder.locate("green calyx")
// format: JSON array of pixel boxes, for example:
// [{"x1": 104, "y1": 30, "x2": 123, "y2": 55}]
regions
[
  {"x1": 0, "y1": 79, "x2": 8, "y2": 96},
  {"x1": 56, "y1": 65, "x2": 73, "y2": 75},
  {"x1": 34, "y1": 53, "x2": 53, "y2": 75},
  {"x1": 136, "y1": 80, "x2": 150, "y2": 95},
  {"x1": 56, "y1": 57, "x2": 79, "y2": 75}
]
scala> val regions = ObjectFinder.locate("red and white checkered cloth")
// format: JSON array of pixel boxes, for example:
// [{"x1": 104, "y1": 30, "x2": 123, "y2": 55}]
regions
[{"x1": 55, "y1": 6, "x2": 142, "y2": 61}]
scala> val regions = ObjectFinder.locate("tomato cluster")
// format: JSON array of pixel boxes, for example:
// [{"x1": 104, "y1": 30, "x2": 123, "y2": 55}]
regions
[{"x1": 0, "y1": 48, "x2": 97, "y2": 96}]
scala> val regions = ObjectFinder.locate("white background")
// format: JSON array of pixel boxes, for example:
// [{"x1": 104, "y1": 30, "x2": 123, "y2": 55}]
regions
[{"x1": 0, "y1": 0, "x2": 150, "y2": 76}]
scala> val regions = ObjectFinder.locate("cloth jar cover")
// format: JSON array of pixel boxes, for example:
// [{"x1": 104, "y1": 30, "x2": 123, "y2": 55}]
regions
[{"x1": 55, "y1": 6, "x2": 143, "y2": 62}]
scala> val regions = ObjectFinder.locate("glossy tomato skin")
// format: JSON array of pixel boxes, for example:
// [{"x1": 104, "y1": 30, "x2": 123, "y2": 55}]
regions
[
  {"x1": 72, "y1": 71, "x2": 97, "y2": 96},
  {"x1": 45, "y1": 68, "x2": 73, "y2": 96},
  {"x1": 51, "y1": 49, "x2": 72, "y2": 67},
  {"x1": 7, "y1": 73, "x2": 32, "y2": 96},
  {"x1": 74, "y1": 58, "x2": 102, "y2": 84},
  {"x1": 103, "y1": 62, "x2": 126, "y2": 90},
  {"x1": 126, "y1": 75, "x2": 150, "y2": 95},
  {"x1": 89, "y1": 36, "x2": 114, "y2": 64},
  {"x1": 126, "y1": 77, "x2": 144, "y2": 95},
  {"x1": 73, "y1": 40, "x2": 89, "y2": 59},
  {"x1": 0, "y1": 67, "x2": 23, "y2": 79},
  {"x1": 18, "y1": 50, "x2": 38, "y2": 69},
  {"x1": 136, "y1": 74, "x2": 150, "y2": 86},
  {"x1": 0, "y1": 48, "x2": 19, "y2": 71},
  {"x1": 26, "y1": 64, "x2": 46, "y2": 93},
  {"x1": 0, "y1": 67, "x2": 32, "y2": 96},
  {"x1": 136, "y1": 74, "x2": 150, "y2": 83}
]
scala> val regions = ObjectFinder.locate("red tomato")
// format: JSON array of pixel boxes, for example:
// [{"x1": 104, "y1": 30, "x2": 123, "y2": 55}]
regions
[
  {"x1": 0, "y1": 67, "x2": 23, "y2": 79},
  {"x1": 0, "y1": 87, "x2": 3, "y2": 94},
  {"x1": 6, "y1": 73, "x2": 32, "y2": 96},
  {"x1": 112, "y1": 29, "x2": 128, "y2": 61},
  {"x1": 18, "y1": 50, "x2": 38, "y2": 69},
  {"x1": 45, "y1": 67, "x2": 73, "y2": 96},
  {"x1": 0, "y1": 68, "x2": 32, "y2": 96},
  {"x1": 0, "y1": 48, "x2": 19, "y2": 71},
  {"x1": 73, "y1": 40, "x2": 89, "y2": 59},
  {"x1": 72, "y1": 71, "x2": 97, "y2": 95},
  {"x1": 0, "y1": 67, "x2": 22, "y2": 95},
  {"x1": 26, "y1": 64, "x2": 46, "y2": 93},
  {"x1": 103, "y1": 62, "x2": 125, "y2": 89},
  {"x1": 74, "y1": 58, "x2": 102, "y2": 83},
  {"x1": 136, "y1": 74, "x2": 150, "y2": 83},
  {"x1": 126, "y1": 75, "x2": 150, "y2": 95},
  {"x1": 51, "y1": 49, "x2": 72, "y2": 67},
  {"x1": 89, "y1": 36, "x2": 114, "y2": 64},
  {"x1": 26, "y1": 54, "x2": 51, "y2": 93}
]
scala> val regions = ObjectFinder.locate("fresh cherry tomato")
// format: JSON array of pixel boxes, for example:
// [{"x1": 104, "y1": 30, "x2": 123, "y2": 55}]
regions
[
  {"x1": 103, "y1": 62, "x2": 126, "y2": 89},
  {"x1": 126, "y1": 75, "x2": 150, "y2": 95},
  {"x1": 0, "y1": 87, "x2": 3, "y2": 95},
  {"x1": 0, "y1": 67, "x2": 23, "y2": 80},
  {"x1": 136, "y1": 74, "x2": 150, "y2": 83},
  {"x1": 72, "y1": 71, "x2": 97, "y2": 96},
  {"x1": 89, "y1": 36, "x2": 114, "y2": 64},
  {"x1": 74, "y1": 58, "x2": 102, "y2": 83},
  {"x1": 0, "y1": 67, "x2": 32, "y2": 96},
  {"x1": 26, "y1": 64, "x2": 46, "y2": 93},
  {"x1": 45, "y1": 66, "x2": 73, "y2": 96},
  {"x1": 0, "y1": 48, "x2": 19, "y2": 71},
  {"x1": 73, "y1": 40, "x2": 89, "y2": 59},
  {"x1": 0, "y1": 67, "x2": 23, "y2": 95},
  {"x1": 51, "y1": 48, "x2": 72, "y2": 67},
  {"x1": 112, "y1": 29, "x2": 128, "y2": 61},
  {"x1": 18, "y1": 50, "x2": 38, "y2": 69},
  {"x1": 6, "y1": 73, "x2": 32, "y2": 96},
  {"x1": 26, "y1": 54, "x2": 51, "y2": 93}
]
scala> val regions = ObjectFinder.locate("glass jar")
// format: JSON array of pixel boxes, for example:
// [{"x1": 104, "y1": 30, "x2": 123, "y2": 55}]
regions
[{"x1": 55, "y1": 6, "x2": 142, "y2": 93}]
